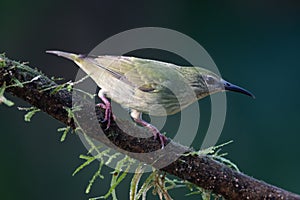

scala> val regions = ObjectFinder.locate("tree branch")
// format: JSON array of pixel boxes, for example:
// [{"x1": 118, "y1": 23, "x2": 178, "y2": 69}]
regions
[{"x1": 0, "y1": 54, "x2": 299, "y2": 200}]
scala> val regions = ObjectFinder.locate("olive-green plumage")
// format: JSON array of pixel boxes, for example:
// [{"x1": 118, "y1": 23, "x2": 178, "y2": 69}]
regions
[
  {"x1": 46, "y1": 50, "x2": 254, "y2": 117},
  {"x1": 47, "y1": 50, "x2": 254, "y2": 146}
]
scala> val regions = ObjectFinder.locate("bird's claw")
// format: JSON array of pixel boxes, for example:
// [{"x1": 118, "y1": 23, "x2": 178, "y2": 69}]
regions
[
  {"x1": 96, "y1": 102, "x2": 112, "y2": 130},
  {"x1": 146, "y1": 124, "x2": 167, "y2": 148},
  {"x1": 155, "y1": 132, "x2": 168, "y2": 149}
]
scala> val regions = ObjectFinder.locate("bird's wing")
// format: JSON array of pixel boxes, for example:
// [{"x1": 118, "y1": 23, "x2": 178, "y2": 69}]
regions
[{"x1": 87, "y1": 55, "x2": 179, "y2": 93}]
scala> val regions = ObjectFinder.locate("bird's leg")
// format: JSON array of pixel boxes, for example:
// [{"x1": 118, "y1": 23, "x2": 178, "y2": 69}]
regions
[
  {"x1": 130, "y1": 109, "x2": 167, "y2": 148},
  {"x1": 96, "y1": 90, "x2": 112, "y2": 130}
]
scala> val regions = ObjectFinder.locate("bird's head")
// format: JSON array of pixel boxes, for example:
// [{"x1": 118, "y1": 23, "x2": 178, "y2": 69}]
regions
[{"x1": 201, "y1": 72, "x2": 255, "y2": 98}]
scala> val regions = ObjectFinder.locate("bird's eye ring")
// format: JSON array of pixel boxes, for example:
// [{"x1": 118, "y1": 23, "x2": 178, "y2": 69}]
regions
[{"x1": 205, "y1": 76, "x2": 215, "y2": 85}]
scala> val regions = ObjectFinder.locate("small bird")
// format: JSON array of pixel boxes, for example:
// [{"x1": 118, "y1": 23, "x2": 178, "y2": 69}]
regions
[{"x1": 47, "y1": 50, "x2": 254, "y2": 147}]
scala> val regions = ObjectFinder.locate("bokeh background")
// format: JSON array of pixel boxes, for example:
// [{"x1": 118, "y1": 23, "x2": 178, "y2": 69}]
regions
[{"x1": 0, "y1": 0, "x2": 299, "y2": 199}]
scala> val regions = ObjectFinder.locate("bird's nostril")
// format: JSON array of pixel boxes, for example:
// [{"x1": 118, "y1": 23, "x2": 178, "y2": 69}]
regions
[{"x1": 225, "y1": 83, "x2": 230, "y2": 86}]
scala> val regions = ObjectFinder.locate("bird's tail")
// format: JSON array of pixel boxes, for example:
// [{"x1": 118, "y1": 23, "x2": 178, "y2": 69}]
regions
[{"x1": 46, "y1": 50, "x2": 79, "y2": 61}]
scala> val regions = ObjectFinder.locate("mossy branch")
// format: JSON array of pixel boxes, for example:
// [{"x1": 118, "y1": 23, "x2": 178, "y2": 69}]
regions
[{"x1": 0, "y1": 54, "x2": 299, "y2": 200}]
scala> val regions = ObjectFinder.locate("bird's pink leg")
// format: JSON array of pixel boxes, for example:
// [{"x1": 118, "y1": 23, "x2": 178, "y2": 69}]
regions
[
  {"x1": 96, "y1": 90, "x2": 112, "y2": 130},
  {"x1": 130, "y1": 110, "x2": 167, "y2": 148}
]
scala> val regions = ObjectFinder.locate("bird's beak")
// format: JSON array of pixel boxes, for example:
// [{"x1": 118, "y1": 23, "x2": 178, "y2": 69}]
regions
[{"x1": 221, "y1": 79, "x2": 255, "y2": 98}]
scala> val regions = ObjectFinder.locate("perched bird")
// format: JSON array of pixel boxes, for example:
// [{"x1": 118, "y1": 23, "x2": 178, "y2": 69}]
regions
[{"x1": 47, "y1": 50, "x2": 254, "y2": 147}]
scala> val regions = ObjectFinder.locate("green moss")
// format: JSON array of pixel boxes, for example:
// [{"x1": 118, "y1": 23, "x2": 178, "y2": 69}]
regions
[
  {"x1": 0, "y1": 55, "x2": 6, "y2": 68},
  {"x1": 0, "y1": 82, "x2": 14, "y2": 107}
]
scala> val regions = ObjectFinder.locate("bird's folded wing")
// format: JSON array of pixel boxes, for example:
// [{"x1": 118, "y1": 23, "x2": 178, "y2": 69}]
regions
[{"x1": 87, "y1": 55, "x2": 180, "y2": 93}]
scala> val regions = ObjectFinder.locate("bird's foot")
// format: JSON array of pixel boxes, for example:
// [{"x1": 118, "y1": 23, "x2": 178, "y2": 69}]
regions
[
  {"x1": 153, "y1": 129, "x2": 168, "y2": 149},
  {"x1": 130, "y1": 110, "x2": 168, "y2": 148},
  {"x1": 146, "y1": 123, "x2": 168, "y2": 149},
  {"x1": 142, "y1": 122, "x2": 168, "y2": 148},
  {"x1": 96, "y1": 100, "x2": 112, "y2": 130}
]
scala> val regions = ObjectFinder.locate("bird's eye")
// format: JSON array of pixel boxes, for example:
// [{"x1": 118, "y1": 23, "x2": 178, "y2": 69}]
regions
[{"x1": 205, "y1": 76, "x2": 215, "y2": 85}]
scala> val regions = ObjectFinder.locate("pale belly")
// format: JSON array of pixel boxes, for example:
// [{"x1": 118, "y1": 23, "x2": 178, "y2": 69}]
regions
[{"x1": 101, "y1": 77, "x2": 198, "y2": 116}]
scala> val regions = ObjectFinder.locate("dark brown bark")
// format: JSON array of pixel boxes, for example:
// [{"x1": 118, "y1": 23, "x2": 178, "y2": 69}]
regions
[{"x1": 0, "y1": 54, "x2": 299, "y2": 200}]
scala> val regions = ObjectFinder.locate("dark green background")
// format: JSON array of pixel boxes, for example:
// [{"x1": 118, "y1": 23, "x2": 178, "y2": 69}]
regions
[{"x1": 0, "y1": 0, "x2": 299, "y2": 199}]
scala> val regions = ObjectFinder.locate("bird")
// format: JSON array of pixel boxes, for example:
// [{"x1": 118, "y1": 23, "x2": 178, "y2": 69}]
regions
[{"x1": 46, "y1": 50, "x2": 254, "y2": 147}]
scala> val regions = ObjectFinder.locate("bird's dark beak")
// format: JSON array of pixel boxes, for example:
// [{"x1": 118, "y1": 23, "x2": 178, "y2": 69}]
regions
[{"x1": 221, "y1": 79, "x2": 255, "y2": 98}]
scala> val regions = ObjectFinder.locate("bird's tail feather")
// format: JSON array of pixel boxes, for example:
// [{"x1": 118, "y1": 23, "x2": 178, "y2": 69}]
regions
[{"x1": 46, "y1": 50, "x2": 78, "y2": 61}]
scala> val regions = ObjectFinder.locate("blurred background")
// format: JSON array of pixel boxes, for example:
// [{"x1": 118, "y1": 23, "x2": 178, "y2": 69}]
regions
[{"x1": 0, "y1": 0, "x2": 299, "y2": 199}]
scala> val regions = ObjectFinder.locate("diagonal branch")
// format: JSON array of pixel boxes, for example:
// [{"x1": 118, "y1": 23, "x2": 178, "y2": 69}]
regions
[{"x1": 0, "y1": 54, "x2": 299, "y2": 200}]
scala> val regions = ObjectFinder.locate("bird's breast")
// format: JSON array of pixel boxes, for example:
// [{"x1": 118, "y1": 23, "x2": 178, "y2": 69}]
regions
[{"x1": 105, "y1": 83, "x2": 198, "y2": 116}]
